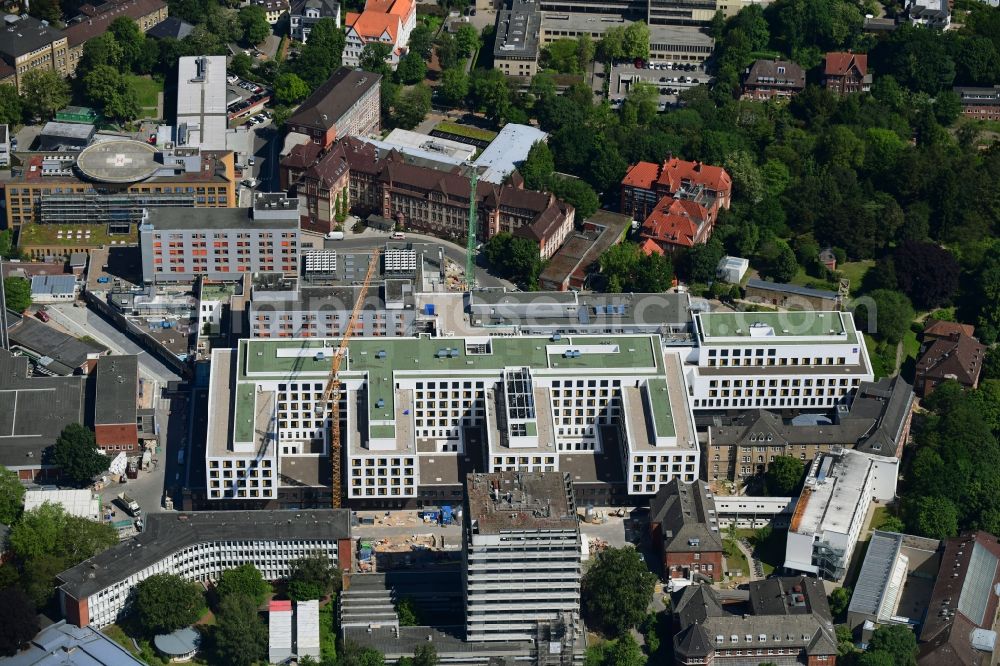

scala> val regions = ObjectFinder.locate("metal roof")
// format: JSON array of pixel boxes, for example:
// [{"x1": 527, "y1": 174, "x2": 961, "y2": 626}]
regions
[{"x1": 30, "y1": 275, "x2": 76, "y2": 296}]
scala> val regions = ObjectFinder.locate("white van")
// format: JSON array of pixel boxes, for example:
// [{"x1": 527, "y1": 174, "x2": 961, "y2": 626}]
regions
[
  {"x1": 390, "y1": 232, "x2": 405, "y2": 240},
  {"x1": 326, "y1": 231, "x2": 345, "y2": 240}
]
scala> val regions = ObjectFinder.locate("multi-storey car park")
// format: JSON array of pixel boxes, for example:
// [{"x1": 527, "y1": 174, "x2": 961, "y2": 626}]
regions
[
  {"x1": 205, "y1": 333, "x2": 698, "y2": 508},
  {"x1": 57, "y1": 510, "x2": 352, "y2": 628},
  {"x1": 684, "y1": 310, "x2": 875, "y2": 411}
]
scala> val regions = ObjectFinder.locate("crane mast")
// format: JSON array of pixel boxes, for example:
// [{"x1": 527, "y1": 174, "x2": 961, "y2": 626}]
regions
[{"x1": 320, "y1": 247, "x2": 381, "y2": 508}]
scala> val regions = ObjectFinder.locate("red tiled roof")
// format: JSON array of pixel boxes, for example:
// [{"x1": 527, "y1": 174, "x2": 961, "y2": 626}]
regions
[
  {"x1": 621, "y1": 161, "x2": 660, "y2": 190},
  {"x1": 824, "y1": 52, "x2": 868, "y2": 77},
  {"x1": 269, "y1": 600, "x2": 292, "y2": 612},
  {"x1": 640, "y1": 238, "x2": 664, "y2": 256},
  {"x1": 923, "y1": 320, "x2": 975, "y2": 340},
  {"x1": 347, "y1": 12, "x2": 400, "y2": 42},
  {"x1": 640, "y1": 198, "x2": 709, "y2": 249},
  {"x1": 622, "y1": 157, "x2": 732, "y2": 195}
]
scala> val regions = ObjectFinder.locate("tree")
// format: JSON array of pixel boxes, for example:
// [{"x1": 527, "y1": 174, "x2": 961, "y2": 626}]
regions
[
  {"x1": 53, "y1": 423, "x2": 109, "y2": 487},
  {"x1": 109, "y1": 16, "x2": 152, "y2": 73},
  {"x1": 83, "y1": 66, "x2": 140, "y2": 123},
  {"x1": 0, "y1": 84, "x2": 23, "y2": 126},
  {"x1": 360, "y1": 42, "x2": 394, "y2": 78},
  {"x1": 413, "y1": 644, "x2": 439, "y2": 666},
  {"x1": 20, "y1": 70, "x2": 70, "y2": 121},
  {"x1": 239, "y1": 5, "x2": 271, "y2": 45},
  {"x1": 27, "y1": 0, "x2": 60, "y2": 24},
  {"x1": 213, "y1": 593, "x2": 267, "y2": 666},
  {"x1": 409, "y1": 24, "x2": 434, "y2": 60},
  {"x1": 867, "y1": 625, "x2": 918, "y2": 666},
  {"x1": 621, "y1": 21, "x2": 650, "y2": 60},
  {"x1": 0, "y1": 587, "x2": 39, "y2": 657},
  {"x1": 600, "y1": 243, "x2": 641, "y2": 293},
  {"x1": 435, "y1": 33, "x2": 459, "y2": 70},
  {"x1": 520, "y1": 141, "x2": 555, "y2": 190},
  {"x1": 855, "y1": 289, "x2": 914, "y2": 345},
  {"x1": 395, "y1": 52, "x2": 427, "y2": 85},
  {"x1": 80, "y1": 33, "x2": 123, "y2": 71},
  {"x1": 754, "y1": 238, "x2": 798, "y2": 283},
  {"x1": 230, "y1": 52, "x2": 253, "y2": 79},
  {"x1": 287, "y1": 555, "x2": 341, "y2": 601},
  {"x1": 482, "y1": 233, "x2": 543, "y2": 289},
  {"x1": 581, "y1": 547, "x2": 656, "y2": 636},
  {"x1": 135, "y1": 574, "x2": 204, "y2": 634},
  {"x1": 470, "y1": 69, "x2": 510, "y2": 125},
  {"x1": 0, "y1": 465, "x2": 25, "y2": 525},
  {"x1": 439, "y1": 67, "x2": 469, "y2": 106},
  {"x1": 397, "y1": 597, "x2": 421, "y2": 626},
  {"x1": 549, "y1": 177, "x2": 600, "y2": 220},
  {"x1": 828, "y1": 587, "x2": 851, "y2": 622},
  {"x1": 909, "y1": 495, "x2": 958, "y2": 540},
  {"x1": 682, "y1": 238, "x2": 725, "y2": 284},
  {"x1": 392, "y1": 84, "x2": 431, "y2": 130},
  {"x1": 608, "y1": 634, "x2": 645, "y2": 666},
  {"x1": 859, "y1": 652, "x2": 897, "y2": 666},
  {"x1": 455, "y1": 24, "x2": 481, "y2": 58},
  {"x1": 764, "y1": 456, "x2": 804, "y2": 496},
  {"x1": 216, "y1": 564, "x2": 270, "y2": 606},
  {"x1": 8, "y1": 503, "x2": 116, "y2": 563},
  {"x1": 542, "y1": 39, "x2": 585, "y2": 74},
  {"x1": 340, "y1": 641, "x2": 387, "y2": 666},
  {"x1": 4, "y1": 277, "x2": 30, "y2": 313},
  {"x1": 879, "y1": 515, "x2": 906, "y2": 533},
  {"x1": 293, "y1": 18, "x2": 346, "y2": 88},
  {"x1": 891, "y1": 241, "x2": 959, "y2": 310},
  {"x1": 274, "y1": 72, "x2": 310, "y2": 105}
]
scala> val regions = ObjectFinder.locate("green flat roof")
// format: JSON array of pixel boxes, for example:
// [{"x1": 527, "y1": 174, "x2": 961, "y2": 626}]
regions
[
  {"x1": 524, "y1": 421, "x2": 537, "y2": 437},
  {"x1": 646, "y1": 378, "x2": 675, "y2": 438},
  {"x1": 370, "y1": 424, "x2": 396, "y2": 439},
  {"x1": 697, "y1": 311, "x2": 857, "y2": 344},
  {"x1": 234, "y1": 382, "x2": 257, "y2": 443}
]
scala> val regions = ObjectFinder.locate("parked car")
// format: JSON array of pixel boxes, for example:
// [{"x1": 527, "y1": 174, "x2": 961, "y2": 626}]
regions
[{"x1": 35, "y1": 310, "x2": 50, "y2": 323}]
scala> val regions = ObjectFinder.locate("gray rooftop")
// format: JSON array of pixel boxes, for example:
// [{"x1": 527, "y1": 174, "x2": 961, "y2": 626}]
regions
[
  {"x1": 466, "y1": 471, "x2": 578, "y2": 534},
  {"x1": 494, "y1": 0, "x2": 541, "y2": 60},
  {"x1": 8, "y1": 317, "x2": 107, "y2": 375},
  {"x1": 143, "y1": 206, "x2": 298, "y2": 230},
  {"x1": 40, "y1": 122, "x2": 95, "y2": 141},
  {"x1": 94, "y1": 355, "x2": 137, "y2": 425},
  {"x1": 746, "y1": 278, "x2": 839, "y2": 300},
  {"x1": 75, "y1": 139, "x2": 160, "y2": 183},
  {"x1": 30, "y1": 275, "x2": 76, "y2": 296},
  {"x1": 650, "y1": 479, "x2": 723, "y2": 554},
  {"x1": 0, "y1": 351, "x2": 85, "y2": 469},
  {"x1": 2, "y1": 620, "x2": 145, "y2": 666},
  {"x1": 58, "y1": 510, "x2": 351, "y2": 599},
  {"x1": 473, "y1": 124, "x2": 548, "y2": 185},
  {"x1": 0, "y1": 14, "x2": 63, "y2": 60}
]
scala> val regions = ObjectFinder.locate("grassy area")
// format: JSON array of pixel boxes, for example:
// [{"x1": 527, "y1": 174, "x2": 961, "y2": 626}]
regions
[
  {"x1": 19, "y1": 223, "x2": 137, "y2": 247},
  {"x1": 788, "y1": 267, "x2": 838, "y2": 292},
  {"x1": 435, "y1": 121, "x2": 498, "y2": 142},
  {"x1": 101, "y1": 625, "x2": 138, "y2": 656},
  {"x1": 902, "y1": 328, "x2": 920, "y2": 360},
  {"x1": 126, "y1": 75, "x2": 162, "y2": 117},
  {"x1": 870, "y1": 506, "x2": 893, "y2": 531},
  {"x1": 838, "y1": 260, "x2": 873, "y2": 292},
  {"x1": 737, "y1": 528, "x2": 786, "y2": 576},
  {"x1": 724, "y1": 539, "x2": 750, "y2": 578},
  {"x1": 865, "y1": 333, "x2": 894, "y2": 379},
  {"x1": 320, "y1": 601, "x2": 337, "y2": 662}
]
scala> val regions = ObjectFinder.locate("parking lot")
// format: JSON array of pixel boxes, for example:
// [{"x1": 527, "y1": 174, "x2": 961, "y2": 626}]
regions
[{"x1": 599, "y1": 61, "x2": 711, "y2": 110}]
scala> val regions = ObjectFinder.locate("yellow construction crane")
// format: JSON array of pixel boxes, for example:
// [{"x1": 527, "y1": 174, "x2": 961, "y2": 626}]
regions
[{"x1": 320, "y1": 247, "x2": 381, "y2": 508}]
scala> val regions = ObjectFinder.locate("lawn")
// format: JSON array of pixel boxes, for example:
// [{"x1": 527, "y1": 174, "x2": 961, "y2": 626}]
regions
[
  {"x1": 865, "y1": 333, "x2": 895, "y2": 379},
  {"x1": 839, "y1": 260, "x2": 873, "y2": 292},
  {"x1": 126, "y1": 75, "x2": 163, "y2": 118},
  {"x1": 737, "y1": 528, "x2": 786, "y2": 576},
  {"x1": 788, "y1": 267, "x2": 838, "y2": 292},
  {"x1": 724, "y1": 539, "x2": 750, "y2": 578},
  {"x1": 434, "y1": 121, "x2": 498, "y2": 142},
  {"x1": 320, "y1": 601, "x2": 337, "y2": 662},
  {"x1": 102, "y1": 624, "x2": 139, "y2": 656},
  {"x1": 870, "y1": 506, "x2": 892, "y2": 531}
]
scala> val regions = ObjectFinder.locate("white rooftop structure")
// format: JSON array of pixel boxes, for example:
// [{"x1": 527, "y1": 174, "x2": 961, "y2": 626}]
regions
[
  {"x1": 784, "y1": 448, "x2": 897, "y2": 580},
  {"x1": 715, "y1": 255, "x2": 749, "y2": 284},
  {"x1": 268, "y1": 601, "x2": 293, "y2": 664},
  {"x1": 382, "y1": 129, "x2": 476, "y2": 161},
  {"x1": 474, "y1": 123, "x2": 549, "y2": 184},
  {"x1": 295, "y1": 599, "x2": 321, "y2": 660},
  {"x1": 175, "y1": 55, "x2": 228, "y2": 151},
  {"x1": 23, "y1": 489, "x2": 100, "y2": 521}
]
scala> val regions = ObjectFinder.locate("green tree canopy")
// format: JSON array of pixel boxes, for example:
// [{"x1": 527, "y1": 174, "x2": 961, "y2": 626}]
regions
[
  {"x1": 230, "y1": 52, "x2": 253, "y2": 78},
  {"x1": 216, "y1": 564, "x2": 270, "y2": 606},
  {"x1": 0, "y1": 465, "x2": 25, "y2": 525},
  {"x1": 360, "y1": 42, "x2": 394, "y2": 78},
  {"x1": 82, "y1": 65, "x2": 140, "y2": 123},
  {"x1": 274, "y1": 72, "x2": 310, "y2": 105},
  {"x1": 520, "y1": 141, "x2": 555, "y2": 190},
  {"x1": 764, "y1": 455, "x2": 804, "y2": 496},
  {"x1": 292, "y1": 18, "x2": 346, "y2": 88},
  {"x1": 581, "y1": 547, "x2": 656, "y2": 636},
  {"x1": 109, "y1": 16, "x2": 152, "y2": 73},
  {"x1": 392, "y1": 84, "x2": 431, "y2": 130},
  {"x1": 0, "y1": 84, "x2": 23, "y2": 126},
  {"x1": 53, "y1": 423, "x2": 110, "y2": 487},
  {"x1": 439, "y1": 67, "x2": 469, "y2": 106},
  {"x1": 855, "y1": 289, "x2": 914, "y2": 345},
  {"x1": 20, "y1": 70, "x2": 71, "y2": 121},
  {"x1": 549, "y1": 176, "x2": 600, "y2": 220},
  {"x1": 409, "y1": 24, "x2": 434, "y2": 60},
  {"x1": 213, "y1": 593, "x2": 267, "y2": 666},
  {"x1": 455, "y1": 24, "x2": 481, "y2": 58},
  {"x1": 0, "y1": 586, "x2": 40, "y2": 657},
  {"x1": 135, "y1": 574, "x2": 205, "y2": 634},
  {"x1": 396, "y1": 597, "x2": 421, "y2": 626},
  {"x1": 287, "y1": 555, "x2": 341, "y2": 601},
  {"x1": 481, "y1": 233, "x2": 543, "y2": 290},
  {"x1": 238, "y1": 5, "x2": 271, "y2": 45},
  {"x1": 395, "y1": 52, "x2": 427, "y2": 85},
  {"x1": 828, "y1": 587, "x2": 851, "y2": 622},
  {"x1": 412, "y1": 644, "x2": 439, "y2": 666},
  {"x1": 867, "y1": 625, "x2": 918, "y2": 666},
  {"x1": 4, "y1": 277, "x2": 31, "y2": 314}
]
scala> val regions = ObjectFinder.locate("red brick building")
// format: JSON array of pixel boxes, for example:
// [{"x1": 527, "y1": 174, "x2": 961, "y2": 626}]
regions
[
  {"x1": 741, "y1": 59, "x2": 806, "y2": 101},
  {"x1": 915, "y1": 324, "x2": 985, "y2": 397},
  {"x1": 94, "y1": 355, "x2": 139, "y2": 453},
  {"x1": 955, "y1": 85, "x2": 1000, "y2": 121},
  {"x1": 823, "y1": 52, "x2": 872, "y2": 95},
  {"x1": 650, "y1": 479, "x2": 724, "y2": 581},
  {"x1": 621, "y1": 156, "x2": 731, "y2": 255},
  {"x1": 285, "y1": 68, "x2": 382, "y2": 149}
]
